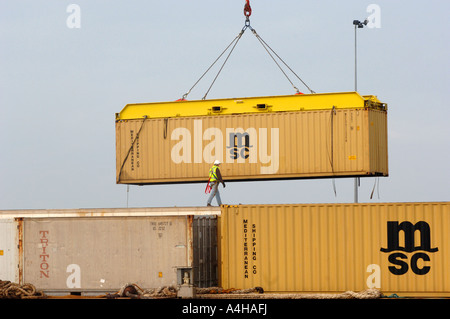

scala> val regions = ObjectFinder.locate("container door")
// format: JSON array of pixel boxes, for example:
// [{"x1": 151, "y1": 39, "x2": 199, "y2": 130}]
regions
[
  {"x1": 0, "y1": 219, "x2": 19, "y2": 282},
  {"x1": 193, "y1": 216, "x2": 218, "y2": 287}
]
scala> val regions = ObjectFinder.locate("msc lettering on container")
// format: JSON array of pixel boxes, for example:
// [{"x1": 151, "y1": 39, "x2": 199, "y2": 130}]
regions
[
  {"x1": 380, "y1": 221, "x2": 438, "y2": 275},
  {"x1": 243, "y1": 219, "x2": 257, "y2": 279}
]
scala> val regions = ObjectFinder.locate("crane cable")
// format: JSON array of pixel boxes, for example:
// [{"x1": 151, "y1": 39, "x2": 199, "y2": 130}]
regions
[{"x1": 181, "y1": 0, "x2": 315, "y2": 100}]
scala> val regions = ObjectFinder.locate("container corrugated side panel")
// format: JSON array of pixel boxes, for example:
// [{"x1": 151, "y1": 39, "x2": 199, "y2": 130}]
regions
[
  {"x1": 116, "y1": 109, "x2": 388, "y2": 184},
  {"x1": 219, "y1": 202, "x2": 450, "y2": 297},
  {"x1": 369, "y1": 109, "x2": 388, "y2": 174},
  {"x1": 23, "y1": 216, "x2": 193, "y2": 292}
]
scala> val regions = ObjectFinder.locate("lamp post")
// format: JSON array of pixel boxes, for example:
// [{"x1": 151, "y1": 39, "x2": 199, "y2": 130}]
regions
[{"x1": 352, "y1": 19, "x2": 367, "y2": 203}]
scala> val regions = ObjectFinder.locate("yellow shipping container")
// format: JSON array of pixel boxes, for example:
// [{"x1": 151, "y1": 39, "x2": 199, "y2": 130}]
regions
[
  {"x1": 218, "y1": 202, "x2": 450, "y2": 297},
  {"x1": 115, "y1": 92, "x2": 388, "y2": 184}
]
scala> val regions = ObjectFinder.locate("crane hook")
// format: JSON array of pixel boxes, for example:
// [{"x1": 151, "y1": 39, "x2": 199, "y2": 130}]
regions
[{"x1": 244, "y1": 0, "x2": 252, "y2": 17}]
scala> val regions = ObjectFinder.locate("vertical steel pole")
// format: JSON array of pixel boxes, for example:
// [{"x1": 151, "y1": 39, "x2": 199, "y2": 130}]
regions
[{"x1": 355, "y1": 25, "x2": 358, "y2": 92}]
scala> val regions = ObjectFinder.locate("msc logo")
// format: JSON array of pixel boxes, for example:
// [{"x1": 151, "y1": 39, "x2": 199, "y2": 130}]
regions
[
  {"x1": 380, "y1": 221, "x2": 438, "y2": 275},
  {"x1": 227, "y1": 132, "x2": 253, "y2": 160}
]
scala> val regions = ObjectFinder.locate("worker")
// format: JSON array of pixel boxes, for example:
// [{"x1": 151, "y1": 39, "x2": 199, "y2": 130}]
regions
[{"x1": 207, "y1": 160, "x2": 226, "y2": 206}]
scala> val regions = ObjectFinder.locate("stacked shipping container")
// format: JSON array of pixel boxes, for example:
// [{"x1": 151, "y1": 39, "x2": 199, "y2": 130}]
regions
[
  {"x1": 1, "y1": 203, "x2": 448, "y2": 297},
  {"x1": 218, "y1": 202, "x2": 450, "y2": 297},
  {"x1": 0, "y1": 207, "x2": 219, "y2": 293}
]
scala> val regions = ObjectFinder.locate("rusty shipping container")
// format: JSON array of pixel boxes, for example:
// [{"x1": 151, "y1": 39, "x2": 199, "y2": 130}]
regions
[
  {"x1": 0, "y1": 207, "x2": 219, "y2": 294},
  {"x1": 115, "y1": 92, "x2": 388, "y2": 185},
  {"x1": 218, "y1": 202, "x2": 450, "y2": 297}
]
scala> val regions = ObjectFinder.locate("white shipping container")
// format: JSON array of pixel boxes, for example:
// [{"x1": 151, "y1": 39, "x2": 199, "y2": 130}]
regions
[
  {"x1": 0, "y1": 219, "x2": 19, "y2": 283},
  {"x1": 0, "y1": 207, "x2": 219, "y2": 294}
]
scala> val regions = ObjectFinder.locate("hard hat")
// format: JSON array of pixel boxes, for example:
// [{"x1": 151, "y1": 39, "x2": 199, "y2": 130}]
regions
[{"x1": 214, "y1": 160, "x2": 221, "y2": 165}]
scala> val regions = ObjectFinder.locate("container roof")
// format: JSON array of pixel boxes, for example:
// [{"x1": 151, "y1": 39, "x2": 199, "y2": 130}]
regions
[{"x1": 116, "y1": 92, "x2": 386, "y2": 120}]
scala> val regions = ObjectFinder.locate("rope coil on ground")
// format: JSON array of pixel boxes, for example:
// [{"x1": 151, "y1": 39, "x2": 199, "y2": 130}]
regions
[
  {"x1": 107, "y1": 284, "x2": 265, "y2": 299},
  {"x1": 0, "y1": 280, "x2": 381, "y2": 299},
  {"x1": 0, "y1": 280, "x2": 47, "y2": 299},
  {"x1": 196, "y1": 288, "x2": 382, "y2": 299},
  {"x1": 111, "y1": 283, "x2": 380, "y2": 300},
  {"x1": 107, "y1": 283, "x2": 178, "y2": 299},
  {"x1": 196, "y1": 286, "x2": 264, "y2": 294}
]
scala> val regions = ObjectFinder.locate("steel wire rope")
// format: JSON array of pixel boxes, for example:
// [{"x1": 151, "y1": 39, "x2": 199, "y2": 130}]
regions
[
  {"x1": 202, "y1": 27, "x2": 246, "y2": 100},
  {"x1": 181, "y1": 29, "x2": 246, "y2": 101},
  {"x1": 182, "y1": 0, "x2": 315, "y2": 99},
  {"x1": 117, "y1": 115, "x2": 148, "y2": 183},
  {"x1": 326, "y1": 106, "x2": 337, "y2": 196},
  {"x1": 248, "y1": 26, "x2": 315, "y2": 94},
  {"x1": 370, "y1": 177, "x2": 380, "y2": 199}
]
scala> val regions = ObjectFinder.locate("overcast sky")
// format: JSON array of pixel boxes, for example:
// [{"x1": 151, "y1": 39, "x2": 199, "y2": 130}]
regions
[{"x1": 0, "y1": 0, "x2": 448, "y2": 210}]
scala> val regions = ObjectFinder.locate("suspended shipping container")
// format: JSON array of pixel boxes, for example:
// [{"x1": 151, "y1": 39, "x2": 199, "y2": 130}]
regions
[
  {"x1": 218, "y1": 202, "x2": 450, "y2": 297},
  {"x1": 0, "y1": 207, "x2": 219, "y2": 294},
  {"x1": 115, "y1": 92, "x2": 388, "y2": 185}
]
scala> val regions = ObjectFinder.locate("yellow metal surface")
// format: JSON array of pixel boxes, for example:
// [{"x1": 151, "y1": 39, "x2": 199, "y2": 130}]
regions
[
  {"x1": 116, "y1": 92, "x2": 386, "y2": 120},
  {"x1": 218, "y1": 202, "x2": 450, "y2": 297}
]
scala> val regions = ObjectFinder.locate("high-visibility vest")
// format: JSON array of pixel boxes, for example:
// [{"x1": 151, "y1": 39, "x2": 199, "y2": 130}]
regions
[{"x1": 209, "y1": 165, "x2": 219, "y2": 182}]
